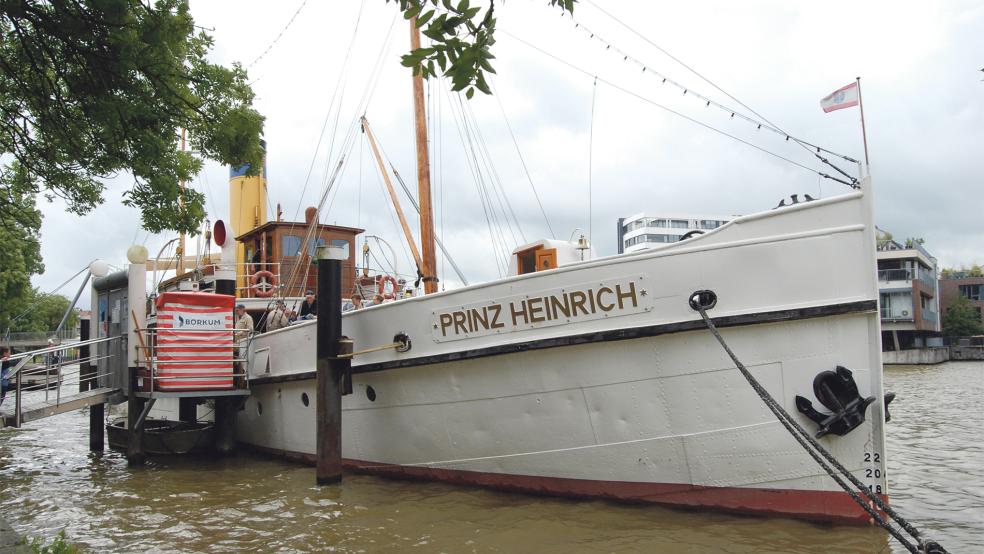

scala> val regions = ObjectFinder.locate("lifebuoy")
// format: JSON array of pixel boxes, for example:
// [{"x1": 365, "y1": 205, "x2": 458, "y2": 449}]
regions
[
  {"x1": 377, "y1": 274, "x2": 399, "y2": 300},
  {"x1": 250, "y1": 270, "x2": 278, "y2": 297}
]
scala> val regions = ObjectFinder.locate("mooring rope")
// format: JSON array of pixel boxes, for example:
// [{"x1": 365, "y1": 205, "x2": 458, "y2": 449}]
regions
[{"x1": 688, "y1": 290, "x2": 945, "y2": 554}]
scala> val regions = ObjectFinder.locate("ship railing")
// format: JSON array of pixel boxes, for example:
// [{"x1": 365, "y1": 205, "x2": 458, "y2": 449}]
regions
[
  {"x1": 135, "y1": 327, "x2": 251, "y2": 396},
  {"x1": 184, "y1": 262, "x2": 283, "y2": 298}
]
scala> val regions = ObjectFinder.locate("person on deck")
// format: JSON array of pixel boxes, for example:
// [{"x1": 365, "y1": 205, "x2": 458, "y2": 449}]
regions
[
  {"x1": 234, "y1": 304, "x2": 253, "y2": 380},
  {"x1": 371, "y1": 293, "x2": 385, "y2": 306},
  {"x1": 343, "y1": 294, "x2": 364, "y2": 312},
  {"x1": 234, "y1": 304, "x2": 254, "y2": 341},
  {"x1": 0, "y1": 347, "x2": 11, "y2": 407},
  {"x1": 299, "y1": 291, "x2": 318, "y2": 319},
  {"x1": 265, "y1": 300, "x2": 290, "y2": 332}
]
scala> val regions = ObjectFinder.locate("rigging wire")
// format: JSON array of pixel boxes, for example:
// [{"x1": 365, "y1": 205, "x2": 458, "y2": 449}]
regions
[
  {"x1": 500, "y1": 30, "x2": 857, "y2": 188},
  {"x1": 276, "y1": 9, "x2": 397, "y2": 298},
  {"x1": 489, "y1": 79, "x2": 556, "y2": 240},
  {"x1": 4, "y1": 265, "x2": 91, "y2": 330},
  {"x1": 367, "y1": 138, "x2": 418, "y2": 277},
  {"x1": 577, "y1": 0, "x2": 859, "y2": 183},
  {"x1": 588, "y1": 76, "x2": 597, "y2": 250},
  {"x1": 459, "y1": 95, "x2": 528, "y2": 245},
  {"x1": 443, "y1": 83, "x2": 508, "y2": 277},
  {"x1": 247, "y1": 0, "x2": 309, "y2": 69},
  {"x1": 289, "y1": 0, "x2": 369, "y2": 224},
  {"x1": 454, "y1": 91, "x2": 514, "y2": 274}
]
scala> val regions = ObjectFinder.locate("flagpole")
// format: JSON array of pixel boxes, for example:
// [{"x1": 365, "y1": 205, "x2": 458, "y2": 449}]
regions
[{"x1": 856, "y1": 76, "x2": 870, "y2": 170}]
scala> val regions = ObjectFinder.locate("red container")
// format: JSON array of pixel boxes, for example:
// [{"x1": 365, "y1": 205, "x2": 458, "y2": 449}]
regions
[{"x1": 153, "y1": 292, "x2": 236, "y2": 391}]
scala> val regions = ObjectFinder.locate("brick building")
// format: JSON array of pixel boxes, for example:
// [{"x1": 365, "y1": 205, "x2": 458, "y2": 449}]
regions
[{"x1": 938, "y1": 274, "x2": 984, "y2": 328}]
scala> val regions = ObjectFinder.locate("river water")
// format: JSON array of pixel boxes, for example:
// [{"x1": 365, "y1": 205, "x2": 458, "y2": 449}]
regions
[{"x1": 1, "y1": 362, "x2": 981, "y2": 553}]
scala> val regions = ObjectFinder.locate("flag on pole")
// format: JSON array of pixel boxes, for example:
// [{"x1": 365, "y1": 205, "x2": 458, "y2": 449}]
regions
[{"x1": 820, "y1": 82, "x2": 860, "y2": 113}]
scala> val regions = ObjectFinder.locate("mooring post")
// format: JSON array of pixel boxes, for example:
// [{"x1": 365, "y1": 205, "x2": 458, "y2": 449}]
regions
[
  {"x1": 90, "y1": 401, "x2": 104, "y2": 452},
  {"x1": 316, "y1": 244, "x2": 347, "y2": 485},
  {"x1": 126, "y1": 365, "x2": 145, "y2": 466},
  {"x1": 179, "y1": 398, "x2": 197, "y2": 423},
  {"x1": 213, "y1": 397, "x2": 237, "y2": 455}
]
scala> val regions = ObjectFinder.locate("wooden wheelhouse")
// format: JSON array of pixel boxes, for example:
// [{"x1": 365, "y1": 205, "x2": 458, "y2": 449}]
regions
[{"x1": 236, "y1": 219, "x2": 363, "y2": 299}]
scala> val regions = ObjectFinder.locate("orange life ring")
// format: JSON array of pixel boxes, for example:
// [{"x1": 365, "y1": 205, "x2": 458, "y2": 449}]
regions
[
  {"x1": 376, "y1": 275, "x2": 399, "y2": 300},
  {"x1": 250, "y1": 270, "x2": 278, "y2": 297}
]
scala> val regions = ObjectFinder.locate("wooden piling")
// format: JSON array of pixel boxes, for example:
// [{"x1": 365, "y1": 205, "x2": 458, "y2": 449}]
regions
[
  {"x1": 213, "y1": 397, "x2": 237, "y2": 455},
  {"x1": 89, "y1": 402, "x2": 104, "y2": 452},
  {"x1": 179, "y1": 398, "x2": 197, "y2": 423},
  {"x1": 126, "y1": 366, "x2": 145, "y2": 466},
  {"x1": 316, "y1": 254, "x2": 345, "y2": 485}
]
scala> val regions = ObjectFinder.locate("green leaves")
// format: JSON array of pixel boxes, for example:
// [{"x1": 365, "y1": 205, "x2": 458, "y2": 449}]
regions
[
  {"x1": 0, "y1": 171, "x2": 44, "y2": 333},
  {"x1": 388, "y1": 0, "x2": 575, "y2": 99},
  {"x1": 0, "y1": 0, "x2": 265, "y2": 236},
  {"x1": 943, "y1": 295, "x2": 984, "y2": 337}
]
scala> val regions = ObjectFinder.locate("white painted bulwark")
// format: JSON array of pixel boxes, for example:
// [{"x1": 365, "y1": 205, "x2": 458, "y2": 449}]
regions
[{"x1": 234, "y1": 186, "x2": 888, "y2": 523}]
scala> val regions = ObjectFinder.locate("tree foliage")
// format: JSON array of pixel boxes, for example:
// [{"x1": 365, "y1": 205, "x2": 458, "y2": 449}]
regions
[
  {"x1": 390, "y1": 0, "x2": 575, "y2": 98},
  {"x1": 7, "y1": 289, "x2": 78, "y2": 333},
  {"x1": 0, "y1": 0, "x2": 264, "y2": 235},
  {"x1": 942, "y1": 295, "x2": 984, "y2": 337},
  {"x1": 0, "y1": 165, "x2": 44, "y2": 333}
]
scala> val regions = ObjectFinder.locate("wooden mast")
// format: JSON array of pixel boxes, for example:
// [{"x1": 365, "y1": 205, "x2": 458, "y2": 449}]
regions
[{"x1": 410, "y1": 18, "x2": 438, "y2": 294}]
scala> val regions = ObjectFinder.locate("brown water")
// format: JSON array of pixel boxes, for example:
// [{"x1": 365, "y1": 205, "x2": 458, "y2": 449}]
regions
[{"x1": 1, "y1": 362, "x2": 981, "y2": 553}]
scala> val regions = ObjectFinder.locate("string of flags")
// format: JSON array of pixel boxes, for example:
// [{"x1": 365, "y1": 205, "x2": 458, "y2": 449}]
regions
[{"x1": 570, "y1": 19, "x2": 859, "y2": 164}]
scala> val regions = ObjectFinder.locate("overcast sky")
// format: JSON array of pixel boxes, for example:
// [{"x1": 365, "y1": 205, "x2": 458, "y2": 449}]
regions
[{"x1": 32, "y1": 0, "x2": 984, "y2": 300}]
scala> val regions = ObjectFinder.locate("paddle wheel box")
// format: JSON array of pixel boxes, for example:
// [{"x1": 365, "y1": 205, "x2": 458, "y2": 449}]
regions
[{"x1": 149, "y1": 292, "x2": 236, "y2": 391}]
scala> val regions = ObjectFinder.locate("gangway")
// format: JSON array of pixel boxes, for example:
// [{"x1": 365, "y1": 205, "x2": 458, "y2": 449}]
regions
[{"x1": 1, "y1": 336, "x2": 121, "y2": 428}]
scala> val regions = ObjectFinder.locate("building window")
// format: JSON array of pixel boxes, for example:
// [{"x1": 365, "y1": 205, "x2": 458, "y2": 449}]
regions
[
  {"x1": 670, "y1": 219, "x2": 689, "y2": 229},
  {"x1": 700, "y1": 220, "x2": 722, "y2": 230},
  {"x1": 959, "y1": 284, "x2": 983, "y2": 301},
  {"x1": 880, "y1": 291, "x2": 913, "y2": 320}
]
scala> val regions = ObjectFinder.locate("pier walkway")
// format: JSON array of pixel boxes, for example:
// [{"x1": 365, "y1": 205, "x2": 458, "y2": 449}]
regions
[
  {"x1": 1, "y1": 387, "x2": 118, "y2": 427},
  {"x1": 1, "y1": 337, "x2": 120, "y2": 429}
]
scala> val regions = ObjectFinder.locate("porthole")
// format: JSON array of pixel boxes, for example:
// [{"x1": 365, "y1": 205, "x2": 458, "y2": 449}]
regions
[
  {"x1": 366, "y1": 385, "x2": 377, "y2": 402},
  {"x1": 301, "y1": 392, "x2": 310, "y2": 407},
  {"x1": 257, "y1": 401, "x2": 263, "y2": 415}
]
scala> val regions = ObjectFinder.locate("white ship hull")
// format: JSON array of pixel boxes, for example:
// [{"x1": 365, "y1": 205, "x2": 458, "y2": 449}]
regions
[{"x1": 236, "y1": 189, "x2": 889, "y2": 523}]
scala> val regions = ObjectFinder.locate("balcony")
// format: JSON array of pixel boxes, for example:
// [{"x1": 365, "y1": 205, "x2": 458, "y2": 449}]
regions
[
  {"x1": 878, "y1": 269, "x2": 912, "y2": 282},
  {"x1": 877, "y1": 268, "x2": 937, "y2": 288}
]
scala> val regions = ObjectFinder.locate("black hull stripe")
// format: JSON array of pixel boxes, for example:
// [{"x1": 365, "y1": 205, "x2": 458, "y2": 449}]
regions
[{"x1": 248, "y1": 299, "x2": 876, "y2": 386}]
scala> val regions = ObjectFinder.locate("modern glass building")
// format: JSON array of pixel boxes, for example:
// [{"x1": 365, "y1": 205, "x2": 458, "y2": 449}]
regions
[{"x1": 617, "y1": 213, "x2": 732, "y2": 253}]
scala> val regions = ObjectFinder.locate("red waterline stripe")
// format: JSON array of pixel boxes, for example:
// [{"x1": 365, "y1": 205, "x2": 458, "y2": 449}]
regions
[{"x1": 239, "y1": 443, "x2": 887, "y2": 526}]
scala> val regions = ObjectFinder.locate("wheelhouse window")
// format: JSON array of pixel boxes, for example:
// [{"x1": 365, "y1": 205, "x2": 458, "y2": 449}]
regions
[{"x1": 282, "y1": 235, "x2": 303, "y2": 257}]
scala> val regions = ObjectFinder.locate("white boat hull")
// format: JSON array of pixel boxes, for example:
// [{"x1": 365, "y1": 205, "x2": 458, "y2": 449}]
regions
[{"x1": 236, "y1": 189, "x2": 889, "y2": 523}]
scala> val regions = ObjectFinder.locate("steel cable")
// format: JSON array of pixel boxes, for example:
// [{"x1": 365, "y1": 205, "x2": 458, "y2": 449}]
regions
[{"x1": 690, "y1": 292, "x2": 945, "y2": 554}]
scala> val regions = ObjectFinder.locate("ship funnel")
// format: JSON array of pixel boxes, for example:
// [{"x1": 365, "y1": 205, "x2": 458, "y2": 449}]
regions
[{"x1": 228, "y1": 139, "x2": 267, "y2": 291}]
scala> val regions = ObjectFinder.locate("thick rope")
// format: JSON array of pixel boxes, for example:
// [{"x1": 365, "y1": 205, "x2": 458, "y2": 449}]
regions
[{"x1": 689, "y1": 292, "x2": 945, "y2": 554}]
